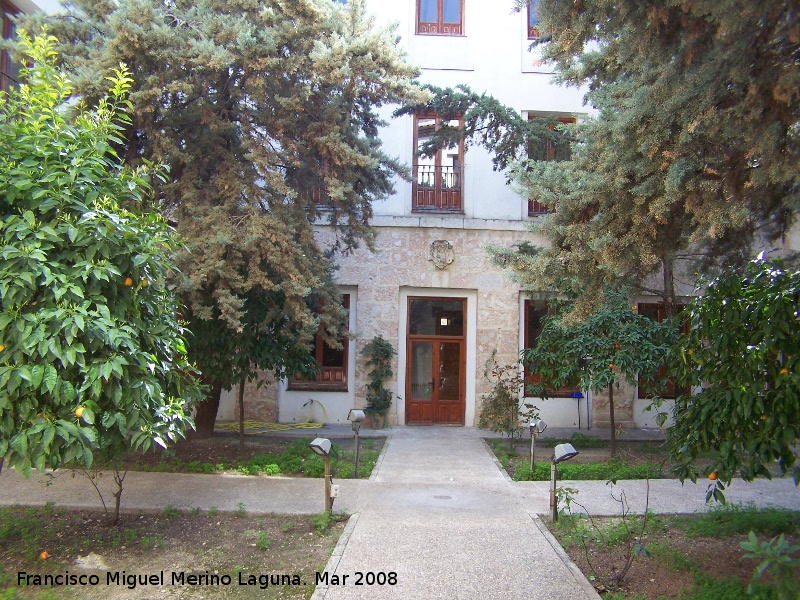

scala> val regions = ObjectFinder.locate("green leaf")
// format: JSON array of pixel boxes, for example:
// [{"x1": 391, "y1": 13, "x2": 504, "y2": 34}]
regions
[{"x1": 43, "y1": 365, "x2": 58, "y2": 393}]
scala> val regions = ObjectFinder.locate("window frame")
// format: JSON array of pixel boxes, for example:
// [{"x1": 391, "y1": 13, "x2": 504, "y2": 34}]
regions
[
  {"x1": 527, "y1": 115, "x2": 576, "y2": 216},
  {"x1": 288, "y1": 294, "x2": 350, "y2": 392},
  {"x1": 412, "y1": 113, "x2": 465, "y2": 214},
  {"x1": 416, "y1": 0, "x2": 464, "y2": 36},
  {"x1": 527, "y1": 0, "x2": 541, "y2": 39},
  {"x1": 1, "y1": 0, "x2": 20, "y2": 95},
  {"x1": 523, "y1": 299, "x2": 580, "y2": 398}
]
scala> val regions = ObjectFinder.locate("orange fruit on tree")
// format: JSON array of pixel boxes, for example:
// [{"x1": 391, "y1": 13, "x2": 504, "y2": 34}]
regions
[
  {"x1": 0, "y1": 344, "x2": 4, "y2": 352},
  {"x1": 124, "y1": 277, "x2": 134, "y2": 286},
  {"x1": 141, "y1": 279, "x2": 148, "y2": 287},
  {"x1": 708, "y1": 471, "x2": 718, "y2": 481},
  {"x1": 779, "y1": 368, "x2": 789, "y2": 375},
  {"x1": 40, "y1": 551, "x2": 49, "y2": 560},
  {"x1": 75, "y1": 406, "x2": 84, "y2": 419},
  {"x1": 608, "y1": 363, "x2": 614, "y2": 369}
]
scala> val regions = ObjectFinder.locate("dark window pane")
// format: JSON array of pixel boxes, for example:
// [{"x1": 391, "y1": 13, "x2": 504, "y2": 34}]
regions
[
  {"x1": 409, "y1": 299, "x2": 464, "y2": 336},
  {"x1": 321, "y1": 342, "x2": 345, "y2": 368}
]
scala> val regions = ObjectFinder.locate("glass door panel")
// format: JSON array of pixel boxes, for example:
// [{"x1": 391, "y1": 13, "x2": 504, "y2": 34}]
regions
[
  {"x1": 438, "y1": 342, "x2": 461, "y2": 402},
  {"x1": 410, "y1": 341, "x2": 433, "y2": 401}
]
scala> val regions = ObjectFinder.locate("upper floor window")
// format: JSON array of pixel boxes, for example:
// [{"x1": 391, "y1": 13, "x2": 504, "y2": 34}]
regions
[
  {"x1": 528, "y1": 115, "x2": 575, "y2": 216},
  {"x1": 527, "y1": 0, "x2": 541, "y2": 39},
  {"x1": 1, "y1": 1, "x2": 21, "y2": 95},
  {"x1": 417, "y1": 0, "x2": 463, "y2": 36},
  {"x1": 412, "y1": 114, "x2": 464, "y2": 213},
  {"x1": 289, "y1": 294, "x2": 350, "y2": 391},
  {"x1": 524, "y1": 300, "x2": 579, "y2": 397}
]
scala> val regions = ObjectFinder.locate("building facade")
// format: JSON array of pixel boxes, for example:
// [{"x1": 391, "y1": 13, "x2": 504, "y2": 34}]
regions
[{"x1": 219, "y1": 0, "x2": 798, "y2": 430}]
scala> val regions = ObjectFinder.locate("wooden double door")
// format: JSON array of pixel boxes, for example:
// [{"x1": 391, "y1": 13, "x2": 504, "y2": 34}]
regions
[{"x1": 405, "y1": 297, "x2": 466, "y2": 425}]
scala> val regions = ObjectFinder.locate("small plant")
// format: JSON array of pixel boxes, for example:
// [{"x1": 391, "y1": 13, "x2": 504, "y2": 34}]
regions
[
  {"x1": 478, "y1": 351, "x2": 536, "y2": 452},
  {"x1": 208, "y1": 507, "x2": 218, "y2": 518},
  {"x1": 256, "y1": 531, "x2": 271, "y2": 550},
  {"x1": 361, "y1": 335, "x2": 400, "y2": 425},
  {"x1": 555, "y1": 487, "x2": 579, "y2": 516},
  {"x1": 282, "y1": 521, "x2": 295, "y2": 533},
  {"x1": 310, "y1": 511, "x2": 334, "y2": 533},
  {"x1": 162, "y1": 504, "x2": 178, "y2": 519},
  {"x1": 556, "y1": 478, "x2": 654, "y2": 591},
  {"x1": 741, "y1": 531, "x2": 800, "y2": 600},
  {"x1": 140, "y1": 534, "x2": 165, "y2": 549},
  {"x1": 235, "y1": 502, "x2": 247, "y2": 517},
  {"x1": 188, "y1": 506, "x2": 200, "y2": 518}
]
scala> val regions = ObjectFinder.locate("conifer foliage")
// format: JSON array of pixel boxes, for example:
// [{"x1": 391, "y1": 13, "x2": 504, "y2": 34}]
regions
[
  {"x1": 513, "y1": 0, "x2": 800, "y2": 315},
  {"x1": 19, "y1": 0, "x2": 425, "y2": 434},
  {"x1": 412, "y1": 1, "x2": 799, "y2": 318}
]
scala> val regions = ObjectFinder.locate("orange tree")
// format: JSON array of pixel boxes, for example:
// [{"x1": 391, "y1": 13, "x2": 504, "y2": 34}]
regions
[
  {"x1": 662, "y1": 255, "x2": 800, "y2": 500},
  {"x1": 0, "y1": 32, "x2": 201, "y2": 477},
  {"x1": 525, "y1": 288, "x2": 679, "y2": 457}
]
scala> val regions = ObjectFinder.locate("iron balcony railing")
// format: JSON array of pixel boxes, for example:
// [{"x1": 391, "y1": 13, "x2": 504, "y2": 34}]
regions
[{"x1": 412, "y1": 164, "x2": 462, "y2": 212}]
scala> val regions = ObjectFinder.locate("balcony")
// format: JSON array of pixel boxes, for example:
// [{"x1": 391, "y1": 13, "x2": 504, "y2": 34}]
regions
[{"x1": 412, "y1": 164, "x2": 462, "y2": 213}]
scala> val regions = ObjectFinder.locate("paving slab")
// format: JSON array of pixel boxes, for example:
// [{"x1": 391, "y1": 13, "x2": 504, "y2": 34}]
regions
[
  {"x1": 0, "y1": 468, "x2": 369, "y2": 515},
  {"x1": 514, "y1": 477, "x2": 800, "y2": 516}
]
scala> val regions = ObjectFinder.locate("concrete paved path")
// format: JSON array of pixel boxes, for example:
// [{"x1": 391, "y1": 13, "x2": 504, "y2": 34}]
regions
[{"x1": 312, "y1": 427, "x2": 600, "y2": 600}]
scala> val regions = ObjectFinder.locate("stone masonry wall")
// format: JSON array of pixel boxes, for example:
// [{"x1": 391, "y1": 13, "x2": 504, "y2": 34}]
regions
[{"x1": 316, "y1": 224, "x2": 533, "y2": 425}]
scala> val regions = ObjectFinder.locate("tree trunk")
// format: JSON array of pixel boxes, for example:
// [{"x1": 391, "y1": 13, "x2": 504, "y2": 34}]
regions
[
  {"x1": 662, "y1": 256, "x2": 677, "y2": 318},
  {"x1": 111, "y1": 470, "x2": 126, "y2": 526},
  {"x1": 609, "y1": 383, "x2": 617, "y2": 458},
  {"x1": 238, "y1": 379, "x2": 246, "y2": 452},
  {"x1": 194, "y1": 380, "x2": 222, "y2": 438}
]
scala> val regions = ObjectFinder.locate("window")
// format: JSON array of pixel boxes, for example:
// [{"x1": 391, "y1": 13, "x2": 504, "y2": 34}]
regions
[
  {"x1": 637, "y1": 303, "x2": 688, "y2": 399},
  {"x1": 1, "y1": 1, "x2": 21, "y2": 95},
  {"x1": 417, "y1": 0, "x2": 463, "y2": 35},
  {"x1": 527, "y1": 115, "x2": 575, "y2": 216},
  {"x1": 523, "y1": 300, "x2": 579, "y2": 397},
  {"x1": 527, "y1": 0, "x2": 541, "y2": 39},
  {"x1": 412, "y1": 114, "x2": 464, "y2": 213},
  {"x1": 289, "y1": 295, "x2": 350, "y2": 391}
]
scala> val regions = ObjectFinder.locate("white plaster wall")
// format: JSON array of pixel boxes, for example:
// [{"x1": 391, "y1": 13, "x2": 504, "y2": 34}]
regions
[
  {"x1": 365, "y1": 0, "x2": 589, "y2": 222},
  {"x1": 633, "y1": 399, "x2": 674, "y2": 429}
]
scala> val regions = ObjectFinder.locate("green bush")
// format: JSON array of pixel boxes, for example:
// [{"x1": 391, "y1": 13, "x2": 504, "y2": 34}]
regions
[
  {"x1": 1, "y1": 32, "x2": 201, "y2": 477},
  {"x1": 679, "y1": 574, "x2": 777, "y2": 600},
  {"x1": 672, "y1": 504, "x2": 800, "y2": 539},
  {"x1": 514, "y1": 458, "x2": 662, "y2": 482}
]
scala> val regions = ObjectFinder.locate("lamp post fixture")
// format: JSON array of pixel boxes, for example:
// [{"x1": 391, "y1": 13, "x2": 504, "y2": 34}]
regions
[
  {"x1": 348, "y1": 409, "x2": 366, "y2": 478},
  {"x1": 550, "y1": 443, "x2": 579, "y2": 522},
  {"x1": 529, "y1": 419, "x2": 547, "y2": 472},
  {"x1": 308, "y1": 438, "x2": 333, "y2": 512}
]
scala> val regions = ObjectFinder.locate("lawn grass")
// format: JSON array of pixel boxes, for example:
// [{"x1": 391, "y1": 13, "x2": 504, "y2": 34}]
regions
[
  {"x1": 488, "y1": 437, "x2": 664, "y2": 481},
  {"x1": 96, "y1": 438, "x2": 381, "y2": 479}
]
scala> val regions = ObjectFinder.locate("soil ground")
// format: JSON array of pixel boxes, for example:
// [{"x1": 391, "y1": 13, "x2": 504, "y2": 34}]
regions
[
  {"x1": 547, "y1": 514, "x2": 800, "y2": 599},
  {"x1": 1, "y1": 504, "x2": 345, "y2": 599}
]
